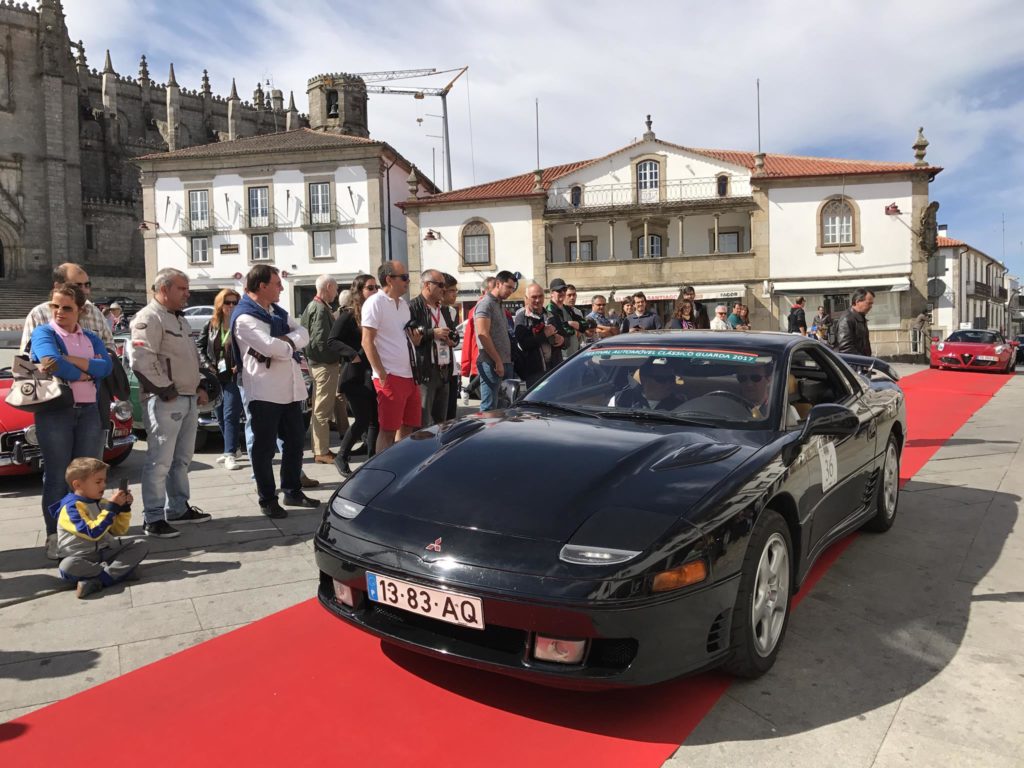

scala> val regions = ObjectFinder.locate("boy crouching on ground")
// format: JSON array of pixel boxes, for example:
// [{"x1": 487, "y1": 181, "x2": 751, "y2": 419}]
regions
[{"x1": 52, "y1": 457, "x2": 149, "y2": 599}]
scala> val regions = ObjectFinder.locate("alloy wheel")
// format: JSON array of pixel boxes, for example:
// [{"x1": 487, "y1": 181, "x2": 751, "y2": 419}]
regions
[{"x1": 751, "y1": 532, "x2": 790, "y2": 658}]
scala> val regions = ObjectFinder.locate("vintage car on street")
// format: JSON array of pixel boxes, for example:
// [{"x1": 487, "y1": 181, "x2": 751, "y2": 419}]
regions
[
  {"x1": 0, "y1": 361, "x2": 136, "y2": 476},
  {"x1": 929, "y1": 329, "x2": 1017, "y2": 373},
  {"x1": 314, "y1": 331, "x2": 906, "y2": 687}
]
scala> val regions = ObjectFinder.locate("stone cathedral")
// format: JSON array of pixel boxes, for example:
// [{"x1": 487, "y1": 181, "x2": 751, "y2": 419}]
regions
[{"x1": 0, "y1": 0, "x2": 317, "y2": 311}]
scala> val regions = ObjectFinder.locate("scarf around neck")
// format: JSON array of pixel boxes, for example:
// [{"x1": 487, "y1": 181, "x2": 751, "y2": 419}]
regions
[{"x1": 230, "y1": 294, "x2": 301, "y2": 366}]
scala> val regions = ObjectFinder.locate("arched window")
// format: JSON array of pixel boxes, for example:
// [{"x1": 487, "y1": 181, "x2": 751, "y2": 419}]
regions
[
  {"x1": 637, "y1": 160, "x2": 659, "y2": 204},
  {"x1": 821, "y1": 199, "x2": 854, "y2": 246},
  {"x1": 326, "y1": 90, "x2": 339, "y2": 118},
  {"x1": 570, "y1": 185, "x2": 582, "y2": 208},
  {"x1": 716, "y1": 175, "x2": 729, "y2": 197},
  {"x1": 462, "y1": 220, "x2": 492, "y2": 266},
  {"x1": 636, "y1": 234, "x2": 662, "y2": 258}
]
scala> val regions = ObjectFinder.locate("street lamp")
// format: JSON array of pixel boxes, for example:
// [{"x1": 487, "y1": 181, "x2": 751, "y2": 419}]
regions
[{"x1": 137, "y1": 220, "x2": 160, "y2": 231}]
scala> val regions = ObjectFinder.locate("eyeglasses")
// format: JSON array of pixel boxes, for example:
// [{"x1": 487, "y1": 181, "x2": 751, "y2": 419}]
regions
[
  {"x1": 737, "y1": 374, "x2": 765, "y2": 383},
  {"x1": 424, "y1": 280, "x2": 444, "y2": 288},
  {"x1": 593, "y1": 304, "x2": 606, "y2": 309},
  {"x1": 391, "y1": 274, "x2": 410, "y2": 282},
  {"x1": 716, "y1": 311, "x2": 728, "y2": 315},
  {"x1": 223, "y1": 300, "x2": 238, "y2": 306},
  {"x1": 364, "y1": 284, "x2": 379, "y2": 292},
  {"x1": 49, "y1": 303, "x2": 76, "y2": 313},
  {"x1": 72, "y1": 281, "x2": 92, "y2": 289}
]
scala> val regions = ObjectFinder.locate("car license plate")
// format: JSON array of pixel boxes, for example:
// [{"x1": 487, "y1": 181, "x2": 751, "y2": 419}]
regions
[
  {"x1": 366, "y1": 572, "x2": 484, "y2": 630},
  {"x1": 977, "y1": 355, "x2": 998, "y2": 361}
]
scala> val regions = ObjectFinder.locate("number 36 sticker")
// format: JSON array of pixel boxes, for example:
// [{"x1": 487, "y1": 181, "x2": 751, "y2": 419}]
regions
[{"x1": 820, "y1": 439, "x2": 839, "y2": 492}]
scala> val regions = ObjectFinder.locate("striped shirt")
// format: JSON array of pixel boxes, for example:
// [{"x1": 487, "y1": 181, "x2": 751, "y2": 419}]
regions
[{"x1": 21, "y1": 300, "x2": 115, "y2": 353}]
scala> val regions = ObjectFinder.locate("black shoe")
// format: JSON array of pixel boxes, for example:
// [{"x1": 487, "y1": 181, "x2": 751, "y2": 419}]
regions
[
  {"x1": 143, "y1": 520, "x2": 180, "y2": 538},
  {"x1": 282, "y1": 491, "x2": 321, "y2": 508},
  {"x1": 335, "y1": 455, "x2": 353, "y2": 477},
  {"x1": 259, "y1": 499, "x2": 288, "y2": 519},
  {"x1": 351, "y1": 443, "x2": 368, "y2": 456},
  {"x1": 171, "y1": 505, "x2": 212, "y2": 524}
]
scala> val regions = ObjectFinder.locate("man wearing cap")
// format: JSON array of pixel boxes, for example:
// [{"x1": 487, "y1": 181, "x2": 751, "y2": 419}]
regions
[
  {"x1": 473, "y1": 270, "x2": 518, "y2": 411},
  {"x1": 547, "y1": 278, "x2": 582, "y2": 356}
]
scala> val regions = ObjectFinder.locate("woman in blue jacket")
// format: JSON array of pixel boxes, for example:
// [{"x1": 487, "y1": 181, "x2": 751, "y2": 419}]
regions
[{"x1": 30, "y1": 283, "x2": 113, "y2": 559}]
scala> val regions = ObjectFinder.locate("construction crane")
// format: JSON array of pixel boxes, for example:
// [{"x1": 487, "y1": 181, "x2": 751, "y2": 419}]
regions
[
  {"x1": 361, "y1": 66, "x2": 468, "y2": 192},
  {"x1": 352, "y1": 68, "x2": 438, "y2": 83}
]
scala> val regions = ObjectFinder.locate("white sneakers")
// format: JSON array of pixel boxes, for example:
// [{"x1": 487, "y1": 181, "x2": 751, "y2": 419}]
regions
[
  {"x1": 218, "y1": 451, "x2": 246, "y2": 470},
  {"x1": 224, "y1": 455, "x2": 239, "y2": 471},
  {"x1": 45, "y1": 533, "x2": 59, "y2": 560}
]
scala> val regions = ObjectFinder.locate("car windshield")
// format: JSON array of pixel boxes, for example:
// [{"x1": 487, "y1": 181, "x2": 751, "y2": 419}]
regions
[
  {"x1": 947, "y1": 330, "x2": 1000, "y2": 344},
  {"x1": 523, "y1": 344, "x2": 780, "y2": 427}
]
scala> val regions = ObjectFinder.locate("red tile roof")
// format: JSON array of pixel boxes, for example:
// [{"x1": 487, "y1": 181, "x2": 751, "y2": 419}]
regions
[
  {"x1": 937, "y1": 236, "x2": 967, "y2": 247},
  {"x1": 406, "y1": 138, "x2": 942, "y2": 206},
  {"x1": 135, "y1": 128, "x2": 378, "y2": 161}
]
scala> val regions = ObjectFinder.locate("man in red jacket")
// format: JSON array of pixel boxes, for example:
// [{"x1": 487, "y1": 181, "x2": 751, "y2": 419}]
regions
[{"x1": 459, "y1": 277, "x2": 495, "y2": 401}]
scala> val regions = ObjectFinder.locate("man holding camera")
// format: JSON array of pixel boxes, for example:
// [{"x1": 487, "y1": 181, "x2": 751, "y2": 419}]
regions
[
  {"x1": 514, "y1": 282, "x2": 564, "y2": 387},
  {"x1": 409, "y1": 269, "x2": 458, "y2": 426}
]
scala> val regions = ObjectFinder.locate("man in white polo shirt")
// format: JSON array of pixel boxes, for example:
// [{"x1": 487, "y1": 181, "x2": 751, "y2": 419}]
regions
[{"x1": 361, "y1": 260, "x2": 422, "y2": 453}]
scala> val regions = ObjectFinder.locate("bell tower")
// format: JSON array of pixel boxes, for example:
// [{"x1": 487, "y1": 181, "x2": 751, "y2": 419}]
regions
[{"x1": 305, "y1": 73, "x2": 368, "y2": 137}]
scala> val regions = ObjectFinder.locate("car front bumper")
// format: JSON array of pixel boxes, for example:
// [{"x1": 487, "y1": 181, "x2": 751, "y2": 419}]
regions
[{"x1": 313, "y1": 536, "x2": 740, "y2": 689}]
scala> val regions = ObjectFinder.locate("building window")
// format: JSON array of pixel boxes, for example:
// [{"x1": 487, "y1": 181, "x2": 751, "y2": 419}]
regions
[
  {"x1": 312, "y1": 231, "x2": 332, "y2": 260},
  {"x1": 251, "y1": 234, "x2": 270, "y2": 262},
  {"x1": 462, "y1": 220, "x2": 492, "y2": 265},
  {"x1": 188, "y1": 190, "x2": 209, "y2": 229},
  {"x1": 716, "y1": 175, "x2": 729, "y2": 197},
  {"x1": 570, "y1": 186, "x2": 582, "y2": 208},
  {"x1": 85, "y1": 224, "x2": 95, "y2": 251},
  {"x1": 309, "y1": 182, "x2": 332, "y2": 225},
  {"x1": 637, "y1": 160, "x2": 659, "y2": 204},
  {"x1": 718, "y1": 231, "x2": 741, "y2": 253},
  {"x1": 637, "y1": 234, "x2": 662, "y2": 258},
  {"x1": 248, "y1": 186, "x2": 269, "y2": 228},
  {"x1": 821, "y1": 199, "x2": 854, "y2": 246},
  {"x1": 568, "y1": 239, "x2": 595, "y2": 262},
  {"x1": 190, "y1": 237, "x2": 209, "y2": 264}
]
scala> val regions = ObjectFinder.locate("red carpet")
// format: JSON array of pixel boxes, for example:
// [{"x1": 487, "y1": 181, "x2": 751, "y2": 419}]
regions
[{"x1": 0, "y1": 369, "x2": 1010, "y2": 768}]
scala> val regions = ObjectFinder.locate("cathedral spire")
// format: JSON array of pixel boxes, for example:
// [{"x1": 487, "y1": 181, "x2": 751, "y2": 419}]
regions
[
  {"x1": 167, "y1": 63, "x2": 178, "y2": 88},
  {"x1": 201, "y1": 69, "x2": 211, "y2": 96},
  {"x1": 288, "y1": 91, "x2": 296, "y2": 111},
  {"x1": 229, "y1": 78, "x2": 239, "y2": 101},
  {"x1": 103, "y1": 49, "x2": 115, "y2": 75},
  {"x1": 138, "y1": 54, "x2": 150, "y2": 83},
  {"x1": 75, "y1": 40, "x2": 86, "y2": 68}
]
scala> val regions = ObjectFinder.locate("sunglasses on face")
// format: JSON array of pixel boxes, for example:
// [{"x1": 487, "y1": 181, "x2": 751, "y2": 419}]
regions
[
  {"x1": 737, "y1": 374, "x2": 765, "y2": 383},
  {"x1": 716, "y1": 311, "x2": 728, "y2": 315},
  {"x1": 223, "y1": 300, "x2": 238, "y2": 306},
  {"x1": 49, "y1": 303, "x2": 76, "y2": 313},
  {"x1": 364, "y1": 284, "x2": 379, "y2": 292},
  {"x1": 391, "y1": 274, "x2": 410, "y2": 282}
]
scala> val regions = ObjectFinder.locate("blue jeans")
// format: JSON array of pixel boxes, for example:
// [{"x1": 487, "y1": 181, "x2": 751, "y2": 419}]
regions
[
  {"x1": 36, "y1": 404, "x2": 103, "y2": 535},
  {"x1": 216, "y1": 379, "x2": 243, "y2": 455},
  {"x1": 478, "y1": 360, "x2": 514, "y2": 412},
  {"x1": 141, "y1": 395, "x2": 198, "y2": 524},
  {"x1": 249, "y1": 400, "x2": 304, "y2": 503}
]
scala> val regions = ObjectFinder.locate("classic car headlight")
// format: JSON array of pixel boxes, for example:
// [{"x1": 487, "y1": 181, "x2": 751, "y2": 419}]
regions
[
  {"x1": 111, "y1": 400, "x2": 133, "y2": 421},
  {"x1": 559, "y1": 544, "x2": 641, "y2": 565},
  {"x1": 994, "y1": 344, "x2": 1006, "y2": 354},
  {"x1": 327, "y1": 468, "x2": 395, "y2": 522},
  {"x1": 936, "y1": 342, "x2": 945, "y2": 351},
  {"x1": 24, "y1": 425, "x2": 38, "y2": 446}
]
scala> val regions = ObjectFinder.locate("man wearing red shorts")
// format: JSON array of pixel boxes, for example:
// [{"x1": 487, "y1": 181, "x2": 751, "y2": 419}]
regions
[{"x1": 361, "y1": 260, "x2": 423, "y2": 453}]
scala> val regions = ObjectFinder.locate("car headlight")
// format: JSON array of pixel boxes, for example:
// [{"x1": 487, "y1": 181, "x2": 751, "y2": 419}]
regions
[
  {"x1": 559, "y1": 544, "x2": 640, "y2": 565},
  {"x1": 994, "y1": 345, "x2": 1005, "y2": 354},
  {"x1": 651, "y1": 559, "x2": 708, "y2": 592},
  {"x1": 111, "y1": 400, "x2": 133, "y2": 421},
  {"x1": 330, "y1": 495, "x2": 364, "y2": 520},
  {"x1": 24, "y1": 425, "x2": 38, "y2": 446},
  {"x1": 936, "y1": 342, "x2": 945, "y2": 351},
  {"x1": 326, "y1": 468, "x2": 395, "y2": 522}
]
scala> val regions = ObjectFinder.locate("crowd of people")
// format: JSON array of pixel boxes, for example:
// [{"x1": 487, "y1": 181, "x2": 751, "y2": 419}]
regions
[{"x1": 15, "y1": 260, "x2": 879, "y2": 598}]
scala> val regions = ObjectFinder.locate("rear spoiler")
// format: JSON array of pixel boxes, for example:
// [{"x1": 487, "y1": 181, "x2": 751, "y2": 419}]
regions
[{"x1": 838, "y1": 353, "x2": 900, "y2": 382}]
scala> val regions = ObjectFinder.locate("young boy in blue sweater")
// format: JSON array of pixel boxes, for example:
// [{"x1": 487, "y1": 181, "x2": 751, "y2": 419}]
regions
[{"x1": 53, "y1": 457, "x2": 149, "y2": 598}]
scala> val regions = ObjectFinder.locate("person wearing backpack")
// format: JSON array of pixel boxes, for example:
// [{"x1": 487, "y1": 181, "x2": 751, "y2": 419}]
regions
[{"x1": 787, "y1": 297, "x2": 808, "y2": 335}]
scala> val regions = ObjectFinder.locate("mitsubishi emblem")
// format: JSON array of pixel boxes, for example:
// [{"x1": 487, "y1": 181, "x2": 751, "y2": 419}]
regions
[{"x1": 425, "y1": 538, "x2": 442, "y2": 553}]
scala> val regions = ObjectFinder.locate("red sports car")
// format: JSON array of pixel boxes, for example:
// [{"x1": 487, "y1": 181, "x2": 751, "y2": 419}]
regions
[
  {"x1": 930, "y1": 329, "x2": 1018, "y2": 374},
  {"x1": 0, "y1": 367, "x2": 136, "y2": 477}
]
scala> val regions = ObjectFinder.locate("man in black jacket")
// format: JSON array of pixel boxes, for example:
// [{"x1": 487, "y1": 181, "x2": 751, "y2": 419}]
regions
[
  {"x1": 835, "y1": 288, "x2": 874, "y2": 356},
  {"x1": 409, "y1": 269, "x2": 457, "y2": 426},
  {"x1": 514, "y1": 283, "x2": 563, "y2": 387},
  {"x1": 787, "y1": 297, "x2": 808, "y2": 335}
]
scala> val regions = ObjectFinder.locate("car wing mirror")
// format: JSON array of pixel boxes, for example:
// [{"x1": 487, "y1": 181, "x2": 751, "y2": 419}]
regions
[
  {"x1": 1011, "y1": 340, "x2": 1021, "y2": 347},
  {"x1": 500, "y1": 378, "x2": 525, "y2": 406},
  {"x1": 800, "y1": 403, "x2": 859, "y2": 442}
]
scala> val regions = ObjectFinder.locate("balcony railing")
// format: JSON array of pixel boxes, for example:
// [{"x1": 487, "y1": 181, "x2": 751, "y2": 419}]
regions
[
  {"x1": 304, "y1": 207, "x2": 336, "y2": 228},
  {"x1": 966, "y1": 280, "x2": 992, "y2": 299},
  {"x1": 547, "y1": 176, "x2": 753, "y2": 211},
  {"x1": 241, "y1": 209, "x2": 279, "y2": 232},
  {"x1": 181, "y1": 216, "x2": 217, "y2": 234}
]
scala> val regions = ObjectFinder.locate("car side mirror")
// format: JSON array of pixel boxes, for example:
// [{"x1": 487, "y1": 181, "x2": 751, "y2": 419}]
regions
[
  {"x1": 1011, "y1": 340, "x2": 1020, "y2": 348},
  {"x1": 800, "y1": 403, "x2": 859, "y2": 442},
  {"x1": 930, "y1": 336, "x2": 940, "y2": 343},
  {"x1": 500, "y1": 378, "x2": 525, "y2": 406}
]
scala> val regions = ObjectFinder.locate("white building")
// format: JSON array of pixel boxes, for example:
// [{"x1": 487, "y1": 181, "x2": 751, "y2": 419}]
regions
[
  {"x1": 403, "y1": 120, "x2": 942, "y2": 358},
  {"x1": 135, "y1": 74, "x2": 435, "y2": 314},
  {"x1": 929, "y1": 230, "x2": 1011, "y2": 338}
]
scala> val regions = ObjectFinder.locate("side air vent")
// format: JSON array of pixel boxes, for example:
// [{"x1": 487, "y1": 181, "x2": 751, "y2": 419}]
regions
[
  {"x1": 652, "y1": 443, "x2": 740, "y2": 471},
  {"x1": 706, "y1": 609, "x2": 731, "y2": 654},
  {"x1": 861, "y1": 468, "x2": 880, "y2": 506},
  {"x1": 438, "y1": 419, "x2": 485, "y2": 446}
]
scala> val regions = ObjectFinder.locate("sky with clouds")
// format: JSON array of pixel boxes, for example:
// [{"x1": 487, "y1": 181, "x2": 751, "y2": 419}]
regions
[{"x1": 59, "y1": 0, "x2": 1024, "y2": 275}]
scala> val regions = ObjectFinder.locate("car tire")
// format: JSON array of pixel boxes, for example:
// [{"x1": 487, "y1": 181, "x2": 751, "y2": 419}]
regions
[
  {"x1": 863, "y1": 434, "x2": 900, "y2": 533},
  {"x1": 723, "y1": 509, "x2": 793, "y2": 679}
]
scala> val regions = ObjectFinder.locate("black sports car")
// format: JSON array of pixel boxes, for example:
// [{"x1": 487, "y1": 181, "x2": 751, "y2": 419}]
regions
[{"x1": 314, "y1": 332, "x2": 906, "y2": 688}]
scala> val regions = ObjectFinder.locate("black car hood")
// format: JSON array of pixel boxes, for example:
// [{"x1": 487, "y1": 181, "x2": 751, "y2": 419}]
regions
[{"x1": 358, "y1": 409, "x2": 771, "y2": 545}]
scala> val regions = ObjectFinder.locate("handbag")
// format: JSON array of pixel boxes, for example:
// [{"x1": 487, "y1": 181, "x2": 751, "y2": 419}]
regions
[{"x1": 5, "y1": 356, "x2": 74, "y2": 413}]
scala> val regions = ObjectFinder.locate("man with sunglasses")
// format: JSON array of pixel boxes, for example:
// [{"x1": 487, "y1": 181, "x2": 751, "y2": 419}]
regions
[
  {"x1": 362, "y1": 260, "x2": 422, "y2": 451},
  {"x1": 409, "y1": 268, "x2": 457, "y2": 426},
  {"x1": 585, "y1": 295, "x2": 617, "y2": 341},
  {"x1": 474, "y1": 270, "x2": 519, "y2": 411},
  {"x1": 736, "y1": 363, "x2": 774, "y2": 418}
]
